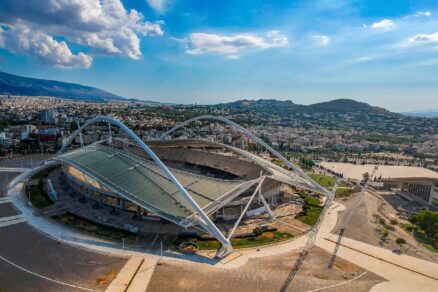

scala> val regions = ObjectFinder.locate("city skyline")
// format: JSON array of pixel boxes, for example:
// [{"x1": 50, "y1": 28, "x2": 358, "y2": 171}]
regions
[{"x1": 1, "y1": 0, "x2": 438, "y2": 111}]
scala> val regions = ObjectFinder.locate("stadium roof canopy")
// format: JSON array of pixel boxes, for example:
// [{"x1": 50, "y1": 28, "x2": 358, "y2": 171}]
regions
[{"x1": 53, "y1": 144, "x2": 259, "y2": 226}]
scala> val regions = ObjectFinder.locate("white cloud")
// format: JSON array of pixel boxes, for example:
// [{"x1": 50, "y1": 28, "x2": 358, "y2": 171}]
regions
[
  {"x1": 146, "y1": 0, "x2": 172, "y2": 14},
  {"x1": 407, "y1": 32, "x2": 438, "y2": 44},
  {"x1": 413, "y1": 11, "x2": 432, "y2": 17},
  {"x1": 404, "y1": 11, "x2": 432, "y2": 20},
  {"x1": 371, "y1": 19, "x2": 395, "y2": 31},
  {"x1": 355, "y1": 56, "x2": 373, "y2": 62},
  {"x1": 183, "y1": 31, "x2": 288, "y2": 58},
  {"x1": 312, "y1": 35, "x2": 330, "y2": 46},
  {"x1": 0, "y1": 0, "x2": 164, "y2": 68},
  {"x1": 0, "y1": 25, "x2": 92, "y2": 68}
]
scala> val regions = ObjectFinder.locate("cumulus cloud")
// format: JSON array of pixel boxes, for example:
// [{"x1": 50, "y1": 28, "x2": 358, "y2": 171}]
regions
[
  {"x1": 146, "y1": 0, "x2": 173, "y2": 14},
  {"x1": 311, "y1": 35, "x2": 330, "y2": 46},
  {"x1": 183, "y1": 31, "x2": 288, "y2": 58},
  {"x1": 371, "y1": 19, "x2": 395, "y2": 31},
  {"x1": 0, "y1": 24, "x2": 92, "y2": 68},
  {"x1": 0, "y1": 0, "x2": 163, "y2": 68}
]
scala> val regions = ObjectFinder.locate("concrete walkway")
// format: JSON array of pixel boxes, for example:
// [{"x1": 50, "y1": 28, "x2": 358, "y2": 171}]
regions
[
  {"x1": 126, "y1": 258, "x2": 158, "y2": 292},
  {"x1": 325, "y1": 233, "x2": 438, "y2": 280},
  {"x1": 105, "y1": 257, "x2": 143, "y2": 292},
  {"x1": 105, "y1": 257, "x2": 158, "y2": 292},
  {"x1": 317, "y1": 237, "x2": 438, "y2": 292}
]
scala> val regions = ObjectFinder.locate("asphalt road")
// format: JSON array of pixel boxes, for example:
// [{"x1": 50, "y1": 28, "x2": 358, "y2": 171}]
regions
[{"x1": 0, "y1": 203, "x2": 20, "y2": 217}]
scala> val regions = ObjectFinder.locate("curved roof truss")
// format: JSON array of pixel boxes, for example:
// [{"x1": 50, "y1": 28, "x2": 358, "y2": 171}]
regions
[
  {"x1": 57, "y1": 116, "x2": 233, "y2": 257},
  {"x1": 159, "y1": 115, "x2": 330, "y2": 196}
]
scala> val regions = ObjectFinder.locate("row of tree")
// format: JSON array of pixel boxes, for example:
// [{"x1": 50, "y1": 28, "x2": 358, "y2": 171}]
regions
[{"x1": 409, "y1": 210, "x2": 438, "y2": 248}]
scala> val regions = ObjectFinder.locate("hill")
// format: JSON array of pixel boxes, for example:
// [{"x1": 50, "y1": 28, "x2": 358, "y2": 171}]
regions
[
  {"x1": 219, "y1": 99, "x2": 297, "y2": 108},
  {"x1": 305, "y1": 99, "x2": 389, "y2": 113},
  {"x1": 0, "y1": 71, "x2": 125, "y2": 101},
  {"x1": 218, "y1": 98, "x2": 391, "y2": 114}
]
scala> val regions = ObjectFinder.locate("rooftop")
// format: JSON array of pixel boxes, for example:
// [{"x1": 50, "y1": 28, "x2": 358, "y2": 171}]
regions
[{"x1": 53, "y1": 144, "x2": 251, "y2": 225}]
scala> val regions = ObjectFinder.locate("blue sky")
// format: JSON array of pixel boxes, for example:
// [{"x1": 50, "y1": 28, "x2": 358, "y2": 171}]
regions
[{"x1": 0, "y1": 0, "x2": 438, "y2": 111}]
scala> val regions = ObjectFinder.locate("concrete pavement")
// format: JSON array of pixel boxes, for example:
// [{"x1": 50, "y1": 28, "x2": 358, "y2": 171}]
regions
[{"x1": 105, "y1": 257, "x2": 157, "y2": 292}]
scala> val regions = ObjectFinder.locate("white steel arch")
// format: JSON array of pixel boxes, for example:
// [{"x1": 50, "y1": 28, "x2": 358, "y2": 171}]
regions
[
  {"x1": 160, "y1": 115, "x2": 330, "y2": 196},
  {"x1": 59, "y1": 116, "x2": 233, "y2": 258}
]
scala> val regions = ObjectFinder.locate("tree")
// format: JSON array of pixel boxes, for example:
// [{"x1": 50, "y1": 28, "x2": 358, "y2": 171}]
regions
[
  {"x1": 396, "y1": 237, "x2": 406, "y2": 252},
  {"x1": 362, "y1": 172, "x2": 370, "y2": 182},
  {"x1": 300, "y1": 157, "x2": 315, "y2": 169},
  {"x1": 410, "y1": 211, "x2": 438, "y2": 238},
  {"x1": 389, "y1": 219, "x2": 398, "y2": 227},
  {"x1": 417, "y1": 211, "x2": 438, "y2": 238}
]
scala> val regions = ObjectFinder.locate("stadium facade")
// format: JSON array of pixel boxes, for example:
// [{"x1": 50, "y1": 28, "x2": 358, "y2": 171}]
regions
[{"x1": 53, "y1": 116, "x2": 329, "y2": 258}]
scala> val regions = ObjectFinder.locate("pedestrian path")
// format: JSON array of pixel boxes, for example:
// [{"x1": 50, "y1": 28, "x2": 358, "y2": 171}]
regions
[
  {"x1": 0, "y1": 214, "x2": 26, "y2": 228},
  {"x1": 105, "y1": 257, "x2": 143, "y2": 292},
  {"x1": 126, "y1": 258, "x2": 158, "y2": 292},
  {"x1": 324, "y1": 233, "x2": 438, "y2": 280},
  {"x1": 105, "y1": 257, "x2": 157, "y2": 292},
  {"x1": 317, "y1": 235, "x2": 438, "y2": 292}
]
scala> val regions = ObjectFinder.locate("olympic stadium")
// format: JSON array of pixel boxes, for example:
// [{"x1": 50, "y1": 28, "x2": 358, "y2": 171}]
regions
[{"x1": 29, "y1": 116, "x2": 331, "y2": 259}]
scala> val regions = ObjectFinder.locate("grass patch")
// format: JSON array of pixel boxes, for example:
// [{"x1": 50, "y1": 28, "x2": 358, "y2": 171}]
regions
[
  {"x1": 335, "y1": 188, "x2": 355, "y2": 198},
  {"x1": 413, "y1": 231, "x2": 438, "y2": 253},
  {"x1": 296, "y1": 195, "x2": 322, "y2": 226},
  {"x1": 53, "y1": 213, "x2": 137, "y2": 243},
  {"x1": 28, "y1": 184, "x2": 53, "y2": 208},
  {"x1": 27, "y1": 166, "x2": 59, "y2": 209},
  {"x1": 309, "y1": 174, "x2": 336, "y2": 188},
  {"x1": 400, "y1": 224, "x2": 438, "y2": 253},
  {"x1": 175, "y1": 231, "x2": 294, "y2": 250}
]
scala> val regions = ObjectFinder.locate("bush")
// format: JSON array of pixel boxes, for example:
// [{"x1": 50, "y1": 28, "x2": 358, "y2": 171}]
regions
[
  {"x1": 253, "y1": 227, "x2": 263, "y2": 236},
  {"x1": 396, "y1": 238, "x2": 406, "y2": 245}
]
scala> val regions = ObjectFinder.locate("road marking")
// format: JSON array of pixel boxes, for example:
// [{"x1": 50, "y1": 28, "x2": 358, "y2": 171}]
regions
[
  {"x1": 305, "y1": 271, "x2": 367, "y2": 292},
  {"x1": 0, "y1": 167, "x2": 31, "y2": 173},
  {"x1": 0, "y1": 197, "x2": 11, "y2": 204},
  {"x1": 0, "y1": 215, "x2": 22, "y2": 223},
  {"x1": 0, "y1": 218, "x2": 26, "y2": 228},
  {"x1": 0, "y1": 255, "x2": 96, "y2": 291}
]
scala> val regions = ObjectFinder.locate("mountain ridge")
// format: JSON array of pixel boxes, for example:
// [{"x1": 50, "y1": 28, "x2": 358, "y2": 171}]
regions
[
  {"x1": 0, "y1": 71, "x2": 126, "y2": 101},
  {"x1": 0, "y1": 70, "x2": 401, "y2": 115}
]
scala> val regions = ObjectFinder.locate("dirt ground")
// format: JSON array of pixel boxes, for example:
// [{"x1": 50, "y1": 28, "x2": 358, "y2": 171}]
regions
[
  {"x1": 147, "y1": 247, "x2": 384, "y2": 292},
  {"x1": 334, "y1": 192, "x2": 437, "y2": 262},
  {"x1": 320, "y1": 162, "x2": 438, "y2": 181}
]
